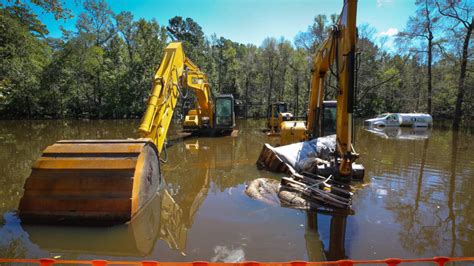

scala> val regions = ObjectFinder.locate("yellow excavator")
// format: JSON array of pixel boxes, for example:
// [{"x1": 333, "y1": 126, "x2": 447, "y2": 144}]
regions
[
  {"x1": 180, "y1": 67, "x2": 235, "y2": 134},
  {"x1": 18, "y1": 42, "x2": 232, "y2": 225},
  {"x1": 270, "y1": 0, "x2": 363, "y2": 181},
  {"x1": 266, "y1": 102, "x2": 294, "y2": 135}
]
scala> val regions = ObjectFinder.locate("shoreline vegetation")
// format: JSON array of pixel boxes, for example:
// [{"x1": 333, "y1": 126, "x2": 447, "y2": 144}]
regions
[
  {"x1": 0, "y1": 117, "x2": 471, "y2": 130},
  {"x1": 1, "y1": 0, "x2": 472, "y2": 129}
]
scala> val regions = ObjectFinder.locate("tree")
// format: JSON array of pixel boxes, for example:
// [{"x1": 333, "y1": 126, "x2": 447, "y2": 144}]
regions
[
  {"x1": 0, "y1": 6, "x2": 51, "y2": 118},
  {"x1": 436, "y1": 0, "x2": 473, "y2": 129},
  {"x1": 76, "y1": 0, "x2": 114, "y2": 46},
  {"x1": 398, "y1": 0, "x2": 441, "y2": 115},
  {"x1": 241, "y1": 44, "x2": 259, "y2": 117},
  {"x1": 289, "y1": 47, "x2": 308, "y2": 116},
  {"x1": 115, "y1": 11, "x2": 136, "y2": 63},
  {"x1": 295, "y1": 14, "x2": 336, "y2": 54},
  {"x1": 261, "y1": 37, "x2": 280, "y2": 108},
  {"x1": 2, "y1": 0, "x2": 72, "y2": 20},
  {"x1": 167, "y1": 16, "x2": 207, "y2": 68},
  {"x1": 75, "y1": 0, "x2": 115, "y2": 117},
  {"x1": 277, "y1": 38, "x2": 292, "y2": 101}
]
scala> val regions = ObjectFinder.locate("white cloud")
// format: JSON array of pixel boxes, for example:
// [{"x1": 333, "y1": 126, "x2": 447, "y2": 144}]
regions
[
  {"x1": 380, "y1": 28, "x2": 399, "y2": 36},
  {"x1": 377, "y1": 0, "x2": 393, "y2": 7}
]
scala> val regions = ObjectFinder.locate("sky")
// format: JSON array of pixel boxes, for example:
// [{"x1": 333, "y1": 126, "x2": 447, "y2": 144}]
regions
[{"x1": 32, "y1": 0, "x2": 416, "y2": 47}]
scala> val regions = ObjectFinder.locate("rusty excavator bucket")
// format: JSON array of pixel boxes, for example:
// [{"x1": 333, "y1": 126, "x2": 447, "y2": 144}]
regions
[{"x1": 19, "y1": 139, "x2": 162, "y2": 225}]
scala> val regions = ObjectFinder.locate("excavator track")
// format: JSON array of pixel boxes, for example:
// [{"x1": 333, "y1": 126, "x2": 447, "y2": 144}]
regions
[{"x1": 19, "y1": 139, "x2": 162, "y2": 225}]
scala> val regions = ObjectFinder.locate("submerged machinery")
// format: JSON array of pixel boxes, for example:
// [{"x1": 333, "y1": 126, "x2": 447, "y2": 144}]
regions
[
  {"x1": 266, "y1": 102, "x2": 294, "y2": 134},
  {"x1": 18, "y1": 42, "x2": 234, "y2": 225},
  {"x1": 259, "y1": 0, "x2": 364, "y2": 182},
  {"x1": 364, "y1": 113, "x2": 433, "y2": 127}
]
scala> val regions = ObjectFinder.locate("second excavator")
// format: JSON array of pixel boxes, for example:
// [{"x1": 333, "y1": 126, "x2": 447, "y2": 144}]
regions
[
  {"x1": 258, "y1": 0, "x2": 364, "y2": 182},
  {"x1": 19, "y1": 42, "x2": 233, "y2": 225}
]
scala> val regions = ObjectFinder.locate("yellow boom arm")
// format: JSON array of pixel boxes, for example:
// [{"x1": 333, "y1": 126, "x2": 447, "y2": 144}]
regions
[
  {"x1": 138, "y1": 42, "x2": 213, "y2": 153},
  {"x1": 18, "y1": 42, "x2": 215, "y2": 225},
  {"x1": 306, "y1": 0, "x2": 358, "y2": 176},
  {"x1": 279, "y1": 0, "x2": 358, "y2": 178}
]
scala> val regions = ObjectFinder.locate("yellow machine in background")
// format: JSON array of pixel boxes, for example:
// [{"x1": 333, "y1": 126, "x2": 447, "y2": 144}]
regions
[
  {"x1": 179, "y1": 63, "x2": 235, "y2": 134},
  {"x1": 266, "y1": 102, "x2": 294, "y2": 133},
  {"x1": 18, "y1": 42, "x2": 226, "y2": 224},
  {"x1": 279, "y1": 0, "x2": 361, "y2": 180}
]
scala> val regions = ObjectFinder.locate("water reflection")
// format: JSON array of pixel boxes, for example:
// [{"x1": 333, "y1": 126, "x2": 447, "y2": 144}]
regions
[
  {"x1": 0, "y1": 119, "x2": 473, "y2": 261},
  {"x1": 305, "y1": 211, "x2": 349, "y2": 261},
  {"x1": 356, "y1": 124, "x2": 474, "y2": 258},
  {"x1": 21, "y1": 187, "x2": 200, "y2": 257},
  {"x1": 364, "y1": 126, "x2": 431, "y2": 140}
]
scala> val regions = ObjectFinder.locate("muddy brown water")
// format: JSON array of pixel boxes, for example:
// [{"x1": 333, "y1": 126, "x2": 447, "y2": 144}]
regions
[{"x1": 0, "y1": 119, "x2": 473, "y2": 263}]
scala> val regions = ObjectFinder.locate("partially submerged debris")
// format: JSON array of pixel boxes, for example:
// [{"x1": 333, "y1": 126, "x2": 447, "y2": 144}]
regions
[
  {"x1": 256, "y1": 144, "x2": 290, "y2": 173},
  {"x1": 254, "y1": 135, "x2": 361, "y2": 210},
  {"x1": 256, "y1": 134, "x2": 364, "y2": 179},
  {"x1": 281, "y1": 175, "x2": 352, "y2": 209},
  {"x1": 245, "y1": 175, "x2": 353, "y2": 210},
  {"x1": 256, "y1": 135, "x2": 336, "y2": 175},
  {"x1": 245, "y1": 178, "x2": 280, "y2": 205}
]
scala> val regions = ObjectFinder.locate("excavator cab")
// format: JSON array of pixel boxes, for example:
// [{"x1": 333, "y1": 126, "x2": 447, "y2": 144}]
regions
[
  {"x1": 280, "y1": 101, "x2": 337, "y2": 145},
  {"x1": 321, "y1": 101, "x2": 337, "y2": 137},
  {"x1": 267, "y1": 102, "x2": 293, "y2": 131},
  {"x1": 214, "y1": 94, "x2": 235, "y2": 132}
]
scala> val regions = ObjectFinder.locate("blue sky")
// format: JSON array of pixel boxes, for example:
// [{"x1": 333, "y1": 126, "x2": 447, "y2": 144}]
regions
[{"x1": 33, "y1": 0, "x2": 415, "y2": 47}]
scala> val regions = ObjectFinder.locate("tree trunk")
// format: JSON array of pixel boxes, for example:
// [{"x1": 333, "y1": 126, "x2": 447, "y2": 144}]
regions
[
  {"x1": 245, "y1": 74, "x2": 250, "y2": 119},
  {"x1": 266, "y1": 58, "x2": 274, "y2": 109},
  {"x1": 279, "y1": 65, "x2": 287, "y2": 101},
  {"x1": 427, "y1": 31, "x2": 433, "y2": 115},
  {"x1": 295, "y1": 73, "x2": 300, "y2": 117},
  {"x1": 453, "y1": 19, "x2": 473, "y2": 130},
  {"x1": 218, "y1": 49, "x2": 223, "y2": 93}
]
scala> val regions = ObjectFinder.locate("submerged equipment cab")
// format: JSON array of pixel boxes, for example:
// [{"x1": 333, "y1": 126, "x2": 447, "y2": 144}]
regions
[
  {"x1": 280, "y1": 101, "x2": 337, "y2": 145},
  {"x1": 267, "y1": 102, "x2": 294, "y2": 130},
  {"x1": 320, "y1": 101, "x2": 337, "y2": 137},
  {"x1": 214, "y1": 94, "x2": 235, "y2": 133}
]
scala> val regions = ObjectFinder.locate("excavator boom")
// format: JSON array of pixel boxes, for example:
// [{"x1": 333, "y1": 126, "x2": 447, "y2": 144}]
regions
[
  {"x1": 279, "y1": 0, "x2": 361, "y2": 180},
  {"x1": 18, "y1": 42, "x2": 208, "y2": 224}
]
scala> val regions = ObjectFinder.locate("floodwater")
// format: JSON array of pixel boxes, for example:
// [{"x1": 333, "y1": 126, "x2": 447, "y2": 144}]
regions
[{"x1": 0, "y1": 119, "x2": 473, "y2": 263}]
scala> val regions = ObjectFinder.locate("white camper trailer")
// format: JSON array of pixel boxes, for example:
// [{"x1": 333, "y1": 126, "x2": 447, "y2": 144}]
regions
[{"x1": 364, "y1": 113, "x2": 433, "y2": 128}]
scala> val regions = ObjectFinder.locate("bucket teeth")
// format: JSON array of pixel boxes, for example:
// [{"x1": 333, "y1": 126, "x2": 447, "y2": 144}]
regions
[{"x1": 19, "y1": 139, "x2": 161, "y2": 225}]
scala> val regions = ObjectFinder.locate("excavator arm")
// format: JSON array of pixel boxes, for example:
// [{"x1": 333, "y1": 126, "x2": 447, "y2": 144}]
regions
[
  {"x1": 279, "y1": 0, "x2": 360, "y2": 179},
  {"x1": 307, "y1": 0, "x2": 358, "y2": 177},
  {"x1": 138, "y1": 42, "x2": 213, "y2": 153},
  {"x1": 183, "y1": 57, "x2": 213, "y2": 123},
  {"x1": 18, "y1": 42, "x2": 213, "y2": 225}
]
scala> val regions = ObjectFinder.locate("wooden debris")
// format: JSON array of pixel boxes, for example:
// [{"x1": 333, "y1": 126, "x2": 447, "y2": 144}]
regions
[
  {"x1": 278, "y1": 189, "x2": 320, "y2": 210},
  {"x1": 256, "y1": 144, "x2": 289, "y2": 173},
  {"x1": 280, "y1": 175, "x2": 352, "y2": 209}
]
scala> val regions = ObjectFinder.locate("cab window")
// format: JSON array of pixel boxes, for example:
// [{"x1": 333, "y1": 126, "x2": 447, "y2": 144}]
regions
[
  {"x1": 216, "y1": 98, "x2": 233, "y2": 126},
  {"x1": 323, "y1": 105, "x2": 337, "y2": 135}
]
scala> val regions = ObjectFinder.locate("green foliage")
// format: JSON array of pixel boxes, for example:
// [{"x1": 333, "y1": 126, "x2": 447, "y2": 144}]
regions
[
  {"x1": 3, "y1": 0, "x2": 72, "y2": 20},
  {"x1": 167, "y1": 16, "x2": 207, "y2": 68},
  {"x1": 0, "y1": 0, "x2": 471, "y2": 124},
  {"x1": 0, "y1": 6, "x2": 51, "y2": 118}
]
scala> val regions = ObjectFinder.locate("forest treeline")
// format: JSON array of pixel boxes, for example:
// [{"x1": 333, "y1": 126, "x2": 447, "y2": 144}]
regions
[{"x1": 0, "y1": 0, "x2": 472, "y2": 128}]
